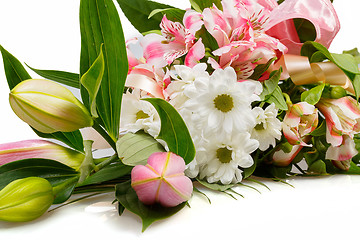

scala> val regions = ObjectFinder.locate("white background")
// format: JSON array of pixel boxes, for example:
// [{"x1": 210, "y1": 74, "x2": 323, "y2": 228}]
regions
[{"x1": 0, "y1": 0, "x2": 360, "y2": 239}]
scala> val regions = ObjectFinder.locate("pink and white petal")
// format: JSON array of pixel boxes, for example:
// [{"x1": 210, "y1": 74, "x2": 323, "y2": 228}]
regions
[
  {"x1": 272, "y1": 144, "x2": 303, "y2": 167},
  {"x1": 325, "y1": 117, "x2": 343, "y2": 147},
  {"x1": 183, "y1": 10, "x2": 204, "y2": 35},
  {"x1": 159, "y1": 176, "x2": 193, "y2": 207},
  {"x1": 164, "y1": 48, "x2": 188, "y2": 65},
  {"x1": 141, "y1": 34, "x2": 168, "y2": 68},
  {"x1": 160, "y1": 15, "x2": 187, "y2": 41},
  {"x1": 325, "y1": 136, "x2": 358, "y2": 161},
  {"x1": 131, "y1": 165, "x2": 160, "y2": 183},
  {"x1": 132, "y1": 179, "x2": 161, "y2": 205},
  {"x1": 147, "y1": 152, "x2": 169, "y2": 174},
  {"x1": 207, "y1": 57, "x2": 222, "y2": 69},
  {"x1": 185, "y1": 39, "x2": 205, "y2": 67},
  {"x1": 202, "y1": 7, "x2": 231, "y2": 47},
  {"x1": 283, "y1": 125, "x2": 301, "y2": 145},
  {"x1": 164, "y1": 153, "x2": 186, "y2": 176}
]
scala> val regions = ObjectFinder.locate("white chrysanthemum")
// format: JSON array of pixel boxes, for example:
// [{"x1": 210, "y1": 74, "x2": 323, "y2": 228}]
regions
[
  {"x1": 120, "y1": 90, "x2": 160, "y2": 137},
  {"x1": 195, "y1": 132, "x2": 259, "y2": 184},
  {"x1": 183, "y1": 67, "x2": 261, "y2": 135},
  {"x1": 166, "y1": 63, "x2": 209, "y2": 109},
  {"x1": 251, "y1": 103, "x2": 282, "y2": 151}
]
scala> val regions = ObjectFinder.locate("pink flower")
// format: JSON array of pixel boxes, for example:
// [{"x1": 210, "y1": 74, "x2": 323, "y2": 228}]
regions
[
  {"x1": 316, "y1": 97, "x2": 360, "y2": 147},
  {"x1": 326, "y1": 136, "x2": 358, "y2": 161},
  {"x1": 0, "y1": 139, "x2": 85, "y2": 169},
  {"x1": 272, "y1": 144, "x2": 303, "y2": 167},
  {"x1": 131, "y1": 152, "x2": 193, "y2": 207},
  {"x1": 282, "y1": 102, "x2": 318, "y2": 146},
  {"x1": 141, "y1": 14, "x2": 205, "y2": 68}
]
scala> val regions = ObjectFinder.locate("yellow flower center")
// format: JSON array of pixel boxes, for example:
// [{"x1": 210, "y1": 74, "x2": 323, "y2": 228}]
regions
[
  {"x1": 216, "y1": 147, "x2": 233, "y2": 164},
  {"x1": 214, "y1": 94, "x2": 234, "y2": 113},
  {"x1": 136, "y1": 110, "x2": 149, "y2": 120}
]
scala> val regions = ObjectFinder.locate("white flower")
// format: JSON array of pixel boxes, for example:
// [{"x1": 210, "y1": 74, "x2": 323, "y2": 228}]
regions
[
  {"x1": 120, "y1": 90, "x2": 160, "y2": 137},
  {"x1": 251, "y1": 103, "x2": 282, "y2": 151},
  {"x1": 183, "y1": 67, "x2": 261, "y2": 136},
  {"x1": 166, "y1": 63, "x2": 209, "y2": 109},
  {"x1": 195, "y1": 132, "x2": 259, "y2": 184}
]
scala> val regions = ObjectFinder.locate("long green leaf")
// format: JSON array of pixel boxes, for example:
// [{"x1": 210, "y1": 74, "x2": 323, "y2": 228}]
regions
[
  {"x1": 143, "y1": 98, "x2": 195, "y2": 164},
  {"x1": 189, "y1": 0, "x2": 222, "y2": 10},
  {"x1": 115, "y1": 181, "x2": 187, "y2": 232},
  {"x1": 0, "y1": 45, "x2": 84, "y2": 152},
  {"x1": 116, "y1": 0, "x2": 176, "y2": 33},
  {"x1": 148, "y1": 8, "x2": 185, "y2": 22},
  {"x1": 0, "y1": 159, "x2": 79, "y2": 204},
  {"x1": 80, "y1": 44, "x2": 105, "y2": 118},
  {"x1": 80, "y1": 0, "x2": 128, "y2": 141},
  {"x1": 26, "y1": 65, "x2": 80, "y2": 88},
  {"x1": 116, "y1": 131, "x2": 165, "y2": 166}
]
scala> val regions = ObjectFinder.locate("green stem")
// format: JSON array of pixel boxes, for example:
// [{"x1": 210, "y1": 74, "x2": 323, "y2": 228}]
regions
[
  {"x1": 94, "y1": 154, "x2": 119, "y2": 172},
  {"x1": 92, "y1": 121, "x2": 117, "y2": 151},
  {"x1": 78, "y1": 140, "x2": 95, "y2": 183}
]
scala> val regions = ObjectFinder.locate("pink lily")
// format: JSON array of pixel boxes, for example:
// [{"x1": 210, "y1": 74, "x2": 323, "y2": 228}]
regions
[
  {"x1": 282, "y1": 102, "x2": 318, "y2": 146},
  {"x1": 326, "y1": 135, "x2": 358, "y2": 161},
  {"x1": 316, "y1": 97, "x2": 360, "y2": 147},
  {"x1": 131, "y1": 152, "x2": 193, "y2": 207},
  {"x1": 0, "y1": 139, "x2": 84, "y2": 169}
]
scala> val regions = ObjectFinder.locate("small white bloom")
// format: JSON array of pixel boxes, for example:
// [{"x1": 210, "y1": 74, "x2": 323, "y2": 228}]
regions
[
  {"x1": 195, "y1": 132, "x2": 259, "y2": 184},
  {"x1": 183, "y1": 67, "x2": 260, "y2": 136},
  {"x1": 120, "y1": 90, "x2": 160, "y2": 138},
  {"x1": 167, "y1": 63, "x2": 209, "y2": 109},
  {"x1": 251, "y1": 103, "x2": 282, "y2": 151}
]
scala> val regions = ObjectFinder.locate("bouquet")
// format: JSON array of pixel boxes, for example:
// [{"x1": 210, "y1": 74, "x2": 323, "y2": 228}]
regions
[{"x1": 0, "y1": 0, "x2": 360, "y2": 232}]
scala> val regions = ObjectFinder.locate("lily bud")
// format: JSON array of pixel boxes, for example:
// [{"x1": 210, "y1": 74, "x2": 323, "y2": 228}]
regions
[
  {"x1": 0, "y1": 139, "x2": 84, "y2": 169},
  {"x1": 131, "y1": 152, "x2": 193, "y2": 207},
  {"x1": 0, "y1": 177, "x2": 54, "y2": 222},
  {"x1": 9, "y1": 79, "x2": 93, "y2": 133}
]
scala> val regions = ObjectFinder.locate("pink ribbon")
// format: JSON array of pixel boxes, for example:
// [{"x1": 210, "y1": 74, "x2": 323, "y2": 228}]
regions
[{"x1": 264, "y1": 0, "x2": 340, "y2": 55}]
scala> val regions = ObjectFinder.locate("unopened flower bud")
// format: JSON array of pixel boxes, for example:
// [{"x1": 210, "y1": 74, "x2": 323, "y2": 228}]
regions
[
  {"x1": 330, "y1": 86, "x2": 347, "y2": 99},
  {"x1": 331, "y1": 159, "x2": 351, "y2": 171},
  {"x1": 9, "y1": 79, "x2": 93, "y2": 133},
  {"x1": 0, "y1": 139, "x2": 85, "y2": 169},
  {"x1": 131, "y1": 152, "x2": 193, "y2": 207},
  {"x1": 0, "y1": 177, "x2": 54, "y2": 222}
]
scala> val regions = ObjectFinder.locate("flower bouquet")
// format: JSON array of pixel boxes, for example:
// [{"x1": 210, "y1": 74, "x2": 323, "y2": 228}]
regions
[{"x1": 0, "y1": 0, "x2": 360, "y2": 232}]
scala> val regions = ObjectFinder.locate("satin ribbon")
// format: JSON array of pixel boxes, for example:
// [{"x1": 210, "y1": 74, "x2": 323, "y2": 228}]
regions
[
  {"x1": 280, "y1": 54, "x2": 355, "y2": 94},
  {"x1": 125, "y1": 74, "x2": 165, "y2": 99}
]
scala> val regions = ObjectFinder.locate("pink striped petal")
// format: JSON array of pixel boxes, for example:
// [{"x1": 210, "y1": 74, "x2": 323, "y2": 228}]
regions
[
  {"x1": 185, "y1": 38, "x2": 205, "y2": 67},
  {"x1": 141, "y1": 34, "x2": 167, "y2": 68},
  {"x1": 183, "y1": 10, "x2": 204, "y2": 35},
  {"x1": 325, "y1": 136, "x2": 358, "y2": 161},
  {"x1": 158, "y1": 175, "x2": 193, "y2": 207}
]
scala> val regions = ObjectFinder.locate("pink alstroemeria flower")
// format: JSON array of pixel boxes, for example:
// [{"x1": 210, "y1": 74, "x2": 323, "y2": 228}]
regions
[
  {"x1": 131, "y1": 152, "x2": 193, "y2": 207},
  {"x1": 202, "y1": 0, "x2": 287, "y2": 80},
  {"x1": 142, "y1": 13, "x2": 205, "y2": 68},
  {"x1": 282, "y1": 102, "x2": 318, "y2": 146},
  {"x1": 0, "y1": 139, "x2": 84, "y2": 169},
  {"x1": 316, "y1": 97, "x2": 360, "y2": 147},
  {"x1": 326, "y1": 135, "x2": 358, "y2": 162}
]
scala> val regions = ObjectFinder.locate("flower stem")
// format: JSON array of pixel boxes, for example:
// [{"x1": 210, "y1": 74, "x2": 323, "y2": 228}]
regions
[
  {"x1": 92, "y1": 121, "x2": 117, "y2": 151},
  {"x1": 94, "y1": 154, "x2": 119, "y2": 171}
]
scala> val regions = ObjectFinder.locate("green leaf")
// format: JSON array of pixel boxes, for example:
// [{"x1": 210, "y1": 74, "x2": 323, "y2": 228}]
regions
[
  {"x1": 80, "y1": 0, "x2": 128, "y2": 141},
  {"x1": 26, "y1": 65, "x2": 80, "y2": 89},
  {"x1": 148, "y1": 8, "x2": 185, "y2": 22},
  {"x1": 115, "y1": 181, "x2": 187, "y2": 232},
  {"x1": 80, "y1": 44, "x2": 105, "y2": 118},
  {"x1": 0, "y1": 45, "x2": 31, "y2": 89},
  {"x1": 293, "y1": 18, "x2": 316, "y2": 43},
  {"x1": 189, "y1": 0, "x2": 222, "y2": 11},
  {"x1": 259, "y1": 68, "x2": 282, "y2": 101},
  {"x1": 0, "y1": 159, "x2": 79, "y2": 204},
  {"x1": 300, "y1": 83, "x2": 325, "y2": 105},
  {"x1": 250, "y1": 57, "x2": 276, "y2": 81},
  {"x1": 310, "y1": 120, "x2": 326, "y2": 137},
  {"x1": 308, "y1": 160, "x2": 327, "y2": 174},
  {"x1": 116, "y1": 131, "x2": 165, "y2": 166},
  {"x1": 34, "y1": 129, "x2": 84, "y2": 152},
  {"x1": 265, "y1": 86, "x2": 288, "y2": 111},
  {"x1": 0, "y1": 45, "x2": 84, "y2": 152},
  {"x1": 301, "y1": 41, "x2": 360, "y2": 99},
  {"x1": 78, "y1": 162, "x2": 132, "y2": 186},
  {"x1": 143, "y1": 98, "x2": 195, "y2": 164},
  {"x1": 196, "y1": 179, "x2": 235, "y2": 191},
  {"x1": 116, "y1": 0, "x2": 177, "y2": 33},
  {"x1": 343, "y1": 48, "x2": 360, "y2": 64}
]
